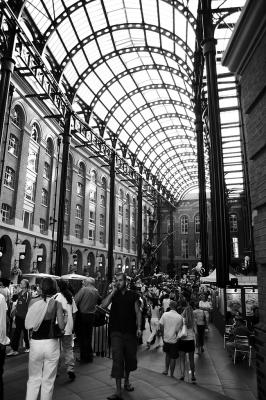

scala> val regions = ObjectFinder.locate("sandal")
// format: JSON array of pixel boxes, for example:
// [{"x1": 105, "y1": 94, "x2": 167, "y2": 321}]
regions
[{"x1": 124, "y1": 382, "x2": 134, "y2": 392}]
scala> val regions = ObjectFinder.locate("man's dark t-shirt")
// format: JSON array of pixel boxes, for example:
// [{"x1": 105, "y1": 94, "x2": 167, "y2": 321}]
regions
[{"x1": 109, "y1": 290, "x2": 138, "y2": 335}]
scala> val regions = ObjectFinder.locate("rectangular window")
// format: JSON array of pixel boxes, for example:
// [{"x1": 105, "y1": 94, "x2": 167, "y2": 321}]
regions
[
  {"x1": 1, "y1": 203, "x2": 12, "y2": 222},
  {"x1": 99, "y1": 231, "x2": 104, "y2": 244},
  {"x1": 125, "y1": 238, "x2": 129, "y2": 250},
  {"x1": 64, "y1": 221, "x2": 69, "y2": 236},
  {"x1": 88, "y1": 229, "x2": 95, "y2": 241},
  {"x1": 118, "y1": 205, "x2": 123, "y2": 216},
  {"x1": 181, "y1": 239, "x2": 189, "y2": 259},
  {"x1": 27, "y1": 151, "x2": 38, "y2": 172},
  {"x1": 89, "y1": 190, "x2": 96, "y2": 202},
  {"x1": 23, "y1": 210, "x2": 33, "y2": 230},
  {"x1": 118, "y1": 237, "x2": 122, "y2": 247},
  {"x1": 8, "y1": 134, "x2": 19, "y2": 156},
  {"x1": 89, "y1": 211, "x2": 95, "y2": 224},
  {"x1": 76, "y1": 204, "x2": 82, "y2": 219},
  {"x1": 41, "y1": 188, "x2": 48, "y2": 206},
  {"x1": 195, "y1": 238, "x2": 201, "y2": 259},
  {"x1": 40, "y1": 218, "x2": 47, "y2": 234},
  {"x1": 65, "y1": 199, "x2": 69, "y2": 215},
  {"x1": 100, "y1": 214, "x2": 104, "y2": 227},
  {"x1": 100, "y1": 194, "x2": 105, "y2": 206},
  {"x1": 118, "y1": 223, "x2": 122, "y2": 233},
  {"x1": 75, "y1": 224, "x2": 82, "y2": 239},
  {"x1": 43, "y1": 162, "x2": 51, "y2": 179},
  {"x1": 25, "y1": 179, "x2": 36, "y2": 201},
  {"x1": 181, "y1": 216, "x2": 189, "y2": 234},
  {"x1": 232, "y1": 237, "x2": 239, "y2": 258},
  {"x1": 4, "y1": 166, "x2": 16, "y2": 189},
  {"x1": 77, "y1": 182, "x2": 84, "y2": 196}
]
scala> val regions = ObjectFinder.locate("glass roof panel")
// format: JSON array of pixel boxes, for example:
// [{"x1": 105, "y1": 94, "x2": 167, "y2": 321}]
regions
[{"x1": 20, "y1": 0, "x2": 244, "y2": 200}]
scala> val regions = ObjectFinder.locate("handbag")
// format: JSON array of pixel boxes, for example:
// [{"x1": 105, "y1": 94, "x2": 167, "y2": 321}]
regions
[
  {"x1": 93, "y1": 305, "x2": 107, "y2": 327},
  {"x1": 177, "y1": 319, "x2": 187, "y2": 339}
]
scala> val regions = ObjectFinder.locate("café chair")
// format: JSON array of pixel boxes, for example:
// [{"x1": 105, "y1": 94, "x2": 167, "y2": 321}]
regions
[
  {"x1": 224, "y1": 325, "x2": 233, "y2": 348},
  {"x1": 233, "y1": 335, "x2": 252, "y2": 367}
]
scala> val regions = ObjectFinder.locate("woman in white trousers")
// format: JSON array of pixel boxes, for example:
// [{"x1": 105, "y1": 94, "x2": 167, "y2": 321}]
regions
[{"x1": 25, "y1": 277, "x2": 65, "y2": 400}]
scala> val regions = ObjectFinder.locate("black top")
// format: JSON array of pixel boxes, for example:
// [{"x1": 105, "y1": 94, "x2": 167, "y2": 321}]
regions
[
  {"x1": 109, "y1": 290, "x2": 138, "y2": 335},
  {"x1": 31, "y1": 319, "x2": 52, "y2": 340}
]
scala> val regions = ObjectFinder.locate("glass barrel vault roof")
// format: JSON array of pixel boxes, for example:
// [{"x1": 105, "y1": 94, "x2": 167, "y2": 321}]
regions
[{"x1": 22, "y1": 0, "x2": 245, "y2": 200}]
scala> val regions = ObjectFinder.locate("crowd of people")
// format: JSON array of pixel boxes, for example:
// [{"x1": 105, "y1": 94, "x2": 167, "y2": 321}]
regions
[{"x1": 0, "y1": 269, "x2": 257, "y2": 400}]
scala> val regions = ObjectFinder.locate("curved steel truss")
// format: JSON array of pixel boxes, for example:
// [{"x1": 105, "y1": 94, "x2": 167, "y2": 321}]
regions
[{"x1": 1, "y1": 0, "x2": 245, "y2": 201}]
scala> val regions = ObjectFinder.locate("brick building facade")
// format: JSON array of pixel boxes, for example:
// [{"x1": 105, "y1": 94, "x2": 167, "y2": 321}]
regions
[
  {"x1": 223, "y1": 1, "x2": 266, "y2": 397},
  {"x1": 0, "y1": 76, "x2": 153, "y2": 282}
]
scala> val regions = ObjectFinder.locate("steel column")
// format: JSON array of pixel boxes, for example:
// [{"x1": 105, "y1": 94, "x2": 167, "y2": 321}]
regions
[
  {"x1": 0, "y1": 24, "x2": 16, "y2": 156},
  {"x1": 195, "y1": 106, "x2": 209, "y2": 273},
  {"x1": 201, "y1": 0, "x2": 230, "y2": 287},
  {"x1": 55, "y1": 112, "x2": 72, "y2": 276},
  {"x1": 169, "y1": 205, "x2": 174, "y2": 265},
  {"x1": 137, "y1": 176, "x2": 143, "y2": 270},
  {"x1": 107, "y1": 151, "x2": 116, "y2": 283},
  {"x1": 156, "y1": 194, "x2": 162, "y2": 268}
]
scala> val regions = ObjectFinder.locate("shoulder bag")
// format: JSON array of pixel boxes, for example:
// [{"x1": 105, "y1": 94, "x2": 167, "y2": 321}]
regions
[{"x1": 177, "y1": 318, "x2": 188, "y2": 339}]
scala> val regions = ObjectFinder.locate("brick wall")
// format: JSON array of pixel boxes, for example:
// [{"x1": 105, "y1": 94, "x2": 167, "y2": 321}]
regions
[{"x1": 240, "y1": 29, "x2": 266, "y2": 400}]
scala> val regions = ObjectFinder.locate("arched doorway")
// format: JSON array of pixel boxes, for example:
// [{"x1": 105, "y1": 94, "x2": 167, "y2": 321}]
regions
[
  {"x1": 20, "y1": 240, "x2": 31, "y2": 274},
  {"x1": 62, "y1": 248, "x2": 69, "y2": 275},
  {"x1": 0, "y1": 235, "x2": 12, "y2": 278},
  {"x1": 87, "y1": 252, "x2": 95, "y2": 276}
]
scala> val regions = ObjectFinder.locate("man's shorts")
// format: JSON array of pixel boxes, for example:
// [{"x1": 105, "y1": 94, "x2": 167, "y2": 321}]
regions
[
  {"x1": 111, "y1": 332, "x2": 137, "y2": 378},
  {"x1": 163, "y1": 341, "x2": 179, "y2": 359}
]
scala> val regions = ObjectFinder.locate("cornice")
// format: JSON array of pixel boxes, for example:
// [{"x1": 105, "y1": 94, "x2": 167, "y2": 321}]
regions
[{"x1": 222, "y1": 0, "x2": 266, "y2": 75}]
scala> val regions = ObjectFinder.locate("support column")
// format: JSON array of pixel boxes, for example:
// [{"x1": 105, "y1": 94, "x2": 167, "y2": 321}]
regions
[
  {"x1": 137, "y1": 176, "x2": 143, "y2": 271},
  {"x1": 0, "y1": 24, "x2": 16, "y2": 170},
  {"x1": 55, "y1": 112, "x2": 71, "y2": 276},
  {"x1": 169, "y1": 205, "x2": 174, "y2": 266},
  {"x1": 107, "y1": 151, "x2": 115, "y2": 283},
  {"x1": 156, "y1": 194, "x2": 162, "y2": 269},
  {"x1": 201, "y1": 0, "x2": 230, "y2": 287},
  {"x1": 195, "y1": 105, "x2": 209, "y2": 273}
]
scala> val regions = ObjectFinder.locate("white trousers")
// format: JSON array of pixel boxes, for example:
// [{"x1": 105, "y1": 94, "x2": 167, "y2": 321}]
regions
[{"x1": 26, "y1": 339, "x2": 60, "y2": 400}]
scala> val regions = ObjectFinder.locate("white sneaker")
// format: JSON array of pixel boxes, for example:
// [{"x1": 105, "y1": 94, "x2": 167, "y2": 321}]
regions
[
  {"x1": 24, "y1": 349, "x2": 30, "y2": 353},
  {"x1": 6, "y1": 350, "x2": 19, "y2": 356}
]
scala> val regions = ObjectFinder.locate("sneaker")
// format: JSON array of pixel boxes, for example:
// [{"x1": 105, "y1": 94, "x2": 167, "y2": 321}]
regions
[
  {"x1": 6, "y1": 350, "x2": 19, "y2": 356},
  {"x1": 67, "y1": 371, "x2": 76, "y2": 381},
  {"x1": 24, "y1": 349, "x2": 30, "y2": 353}
]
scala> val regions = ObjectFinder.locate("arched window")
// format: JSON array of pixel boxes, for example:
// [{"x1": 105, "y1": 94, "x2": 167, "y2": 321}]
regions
[
  {"x1": 31, "y1": 122, "x2": 40, "y2": 142},
  {"x1": 229, "y1": 214, "x2": 238, "y2": 232},
  {"x1": 78, "y1": 162, "x2": 85, "y2": 177},
  {"x1": 195, "y1": 214, "x2": 200, "y2": 233},
  {"x1": 13, "y1": 105, "x2": 24, "y2": 128},
  {"x1": 180, "y1": 215, "x2": 189, "y2": 234}
]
